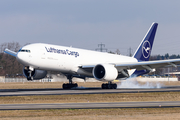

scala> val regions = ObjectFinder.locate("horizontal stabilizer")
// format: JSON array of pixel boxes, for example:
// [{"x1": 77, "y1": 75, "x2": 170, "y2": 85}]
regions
[{"x1": 4, "y1": 49, "x2": 17, "y2": 57}]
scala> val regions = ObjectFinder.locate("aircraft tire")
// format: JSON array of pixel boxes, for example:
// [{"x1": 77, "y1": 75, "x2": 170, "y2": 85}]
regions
[
  {"x1": 113, "y1": 84, "x2": 117, "y2": 89},
  {"x1": 101, "y1": 83, "x2": 117, "y2": 89},
  {"x1": 62, "y1": 83, "x2": 78, "y2": 89},
  {"x1": 101, "y1": 83, "x2": 106, "y2": 89}
]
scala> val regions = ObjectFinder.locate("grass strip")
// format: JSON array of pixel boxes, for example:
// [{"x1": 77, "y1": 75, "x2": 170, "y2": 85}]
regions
[
  {"x1": 0, "y1": 108, "x2": 180, "y2": 120},
  {"x1": 0, "y1": 92, "x2": 180, "y2": 104}
]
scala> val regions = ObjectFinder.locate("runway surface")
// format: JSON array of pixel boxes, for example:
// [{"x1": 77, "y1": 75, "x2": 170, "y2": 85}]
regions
[
  {"x1": 0, "y1": 101, "x2": 180, "y2": 110},
  {"x1": 0, "y1": 86, "x2": 180, "y2": 96},
  {"x1": 0, "y1": 86, "x2": 180, "y2": 110}
]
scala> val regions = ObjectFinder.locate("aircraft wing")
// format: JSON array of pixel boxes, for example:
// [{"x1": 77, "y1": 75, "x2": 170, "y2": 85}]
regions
[
  {"x1": 115, "y1": 59, "x2": 180, "y2": 71},
  {"x1": 4, "y1": 49, "x2": 17, "y2": 57},
  {"x1": 79, "y1": 65, "x2": 95, "y2": 73},
  {"x1": 80, "y1": 59, "x2": 180, "y2": 72}
]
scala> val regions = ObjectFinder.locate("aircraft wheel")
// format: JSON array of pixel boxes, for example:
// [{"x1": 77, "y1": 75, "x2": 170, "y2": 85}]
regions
[
  {"x1": 113, "y1": 84, "x2": 117, "y2": 89},
  {"x1": 62, "y1": 83, "x2": 78, "y2": 89},
  {"x1": 101, "y1": 83, "x2": 117, "y2": 89},
  {"x1": 102, "y1": 83, "x2": 107, "y2": 89}
]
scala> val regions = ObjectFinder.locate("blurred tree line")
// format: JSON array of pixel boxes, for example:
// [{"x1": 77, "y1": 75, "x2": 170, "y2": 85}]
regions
[
  {"x1": 0, "y1": 42, "x2": 23, "y2": 77},
  {"x1": 150, "y1": 53, "x2": 180, "y2": 60}
]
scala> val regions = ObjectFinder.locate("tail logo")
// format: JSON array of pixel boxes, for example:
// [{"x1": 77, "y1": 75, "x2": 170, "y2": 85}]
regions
[{"x1": 142, "y1": 40, "x2": 151, "y2": 58}]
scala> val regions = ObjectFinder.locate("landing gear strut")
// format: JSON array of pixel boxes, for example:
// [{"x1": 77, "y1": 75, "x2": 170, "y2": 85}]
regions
[
  {"x1": 25, "y1": 66, "x2": 34, "y2": 81},
  {"x1": 62, "y1": 75, "x2": 78, "y2": 89},
  {"x1": 101, "y1": 82, "x2": 117, "y2": 89},
  {"x1": 27, "y1": 70, "x2": 33, "y2": 80}
]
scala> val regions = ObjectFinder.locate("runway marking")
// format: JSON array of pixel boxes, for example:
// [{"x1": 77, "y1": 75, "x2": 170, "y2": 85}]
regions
[
  {"x1": 0, "y1": 101, "x2": 180, "y2": 110},
  {"x1": 1, "y1": 87, "x2": 180, "y2": 96}
]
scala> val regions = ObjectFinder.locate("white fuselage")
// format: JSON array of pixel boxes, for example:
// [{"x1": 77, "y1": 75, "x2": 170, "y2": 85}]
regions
[{"x1": 16, "y1": 43, "x2": 138, "y2": 77}]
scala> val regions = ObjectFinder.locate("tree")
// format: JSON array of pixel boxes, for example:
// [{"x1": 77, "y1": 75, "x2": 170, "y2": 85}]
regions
[
  {"x1": 0, "y1": 42, "x2": 21, "y2": 53},
  {"x1": 0, "y1": 42, "x2": 23, "y2": 76},
  {"x1": 165, "y1": 53, "x2": 169, "y2": 59}
]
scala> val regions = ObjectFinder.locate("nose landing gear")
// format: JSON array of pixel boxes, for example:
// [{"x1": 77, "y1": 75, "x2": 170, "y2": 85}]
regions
[
  {"x1": 27, "y1": 70, "x2": 33, "y2": 80},
  {"x1": 24, "y1": 66, "x2": 34, "y2": 81}
]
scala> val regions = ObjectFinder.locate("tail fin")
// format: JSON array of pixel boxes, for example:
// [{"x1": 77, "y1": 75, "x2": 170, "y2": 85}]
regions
[{"x1": 132, "y1": 22, "x2": 158, "y2": 61}]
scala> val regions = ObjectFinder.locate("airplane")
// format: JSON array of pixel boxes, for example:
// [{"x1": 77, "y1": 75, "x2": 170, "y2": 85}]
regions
[{"x1": 4, "y1": 22, "x2": 180, "y2": 89}]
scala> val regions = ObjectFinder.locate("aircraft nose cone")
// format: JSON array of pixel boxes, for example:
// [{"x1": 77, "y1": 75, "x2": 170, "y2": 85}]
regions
[
  {"x1": 16, "y1": 52, "x2": 28, "y2": 65},
  {"x1": 16, "y1": 52, "x2": 23, "y2": 62}
]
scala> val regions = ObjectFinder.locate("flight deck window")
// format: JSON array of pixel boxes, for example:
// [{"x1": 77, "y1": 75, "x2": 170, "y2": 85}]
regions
[{"x1": 19, "y1": 49, "x2": 31, "y2": 53}]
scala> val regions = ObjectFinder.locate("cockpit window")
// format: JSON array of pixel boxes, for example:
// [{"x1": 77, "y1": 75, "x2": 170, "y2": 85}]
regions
[{"x1": 18, "y1": 49, "x2": 31, "y2": 53}]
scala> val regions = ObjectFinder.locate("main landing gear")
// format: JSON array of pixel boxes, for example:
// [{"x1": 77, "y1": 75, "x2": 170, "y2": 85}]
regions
[
  {"x1": 62, "y1": 75, "x2": 117, "y2": 89},
  {"x1": 101, "y1": 82, "x2": 117, "y2": 89},
  {"x1": 62, "y1": 75, "x2": 78, "y2": 89}
]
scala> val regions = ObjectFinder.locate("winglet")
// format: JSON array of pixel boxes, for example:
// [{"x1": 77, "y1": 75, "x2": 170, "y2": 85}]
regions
[
  {"x1": 4, "y1": 49, "x2": 17, "y2": 57},
  {"x1": 133, "y1": 22, "x2": 158, "y2": 61}
]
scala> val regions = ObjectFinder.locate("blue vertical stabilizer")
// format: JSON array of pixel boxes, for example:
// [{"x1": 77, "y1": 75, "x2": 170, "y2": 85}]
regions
[{"x1": 133, "y1": 23, "x2": 158, "y2": 61}]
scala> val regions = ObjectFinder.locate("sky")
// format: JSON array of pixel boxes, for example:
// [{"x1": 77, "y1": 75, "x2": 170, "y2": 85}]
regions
[{"x1": 0, "y1": 0, "x2": 180, "y2": 55}]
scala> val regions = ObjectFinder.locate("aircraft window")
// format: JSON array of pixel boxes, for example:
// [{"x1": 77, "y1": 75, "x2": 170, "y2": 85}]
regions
[{"x1": 19, "y1": 49, "x2": 31, "y2": 53}]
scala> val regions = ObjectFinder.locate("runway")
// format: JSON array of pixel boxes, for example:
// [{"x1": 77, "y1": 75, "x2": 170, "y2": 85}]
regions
[
  {"x1": 0, "y1": 101, "x2": 180, "y2": 110},
  {"x1": 0, "y1": 86, "x2": 180, "y2": 110},
  {"x1": 0, "y1": 86, "x2": 180, "y2": 96}
]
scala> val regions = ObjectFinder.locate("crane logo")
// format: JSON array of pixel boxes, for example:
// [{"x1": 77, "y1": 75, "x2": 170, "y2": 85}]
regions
[{"x1": 142, "y1": 40, "x2": 151, "y2": 58}]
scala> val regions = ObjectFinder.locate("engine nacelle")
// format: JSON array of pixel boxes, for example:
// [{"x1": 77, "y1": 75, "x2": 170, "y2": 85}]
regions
[
  {"x1": 23, "y1": 68, "x2": 47, "y2": 80},
  {"x1": 93, "y1": 64, "x2": 118, "y2": 81}
]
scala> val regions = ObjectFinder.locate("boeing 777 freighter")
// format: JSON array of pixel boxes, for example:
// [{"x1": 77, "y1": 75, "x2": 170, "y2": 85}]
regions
[{"x1": 4, "y1": 22, "x2": 180, "y2": 89}]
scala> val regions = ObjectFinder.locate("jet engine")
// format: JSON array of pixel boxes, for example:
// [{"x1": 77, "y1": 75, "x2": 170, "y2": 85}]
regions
[
  {"x1": 93, "y1": 64, "x2": 118, "y2": 81},
  {"x1": 23, "y1": 67, "x2": 47, "y2": 80}
]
